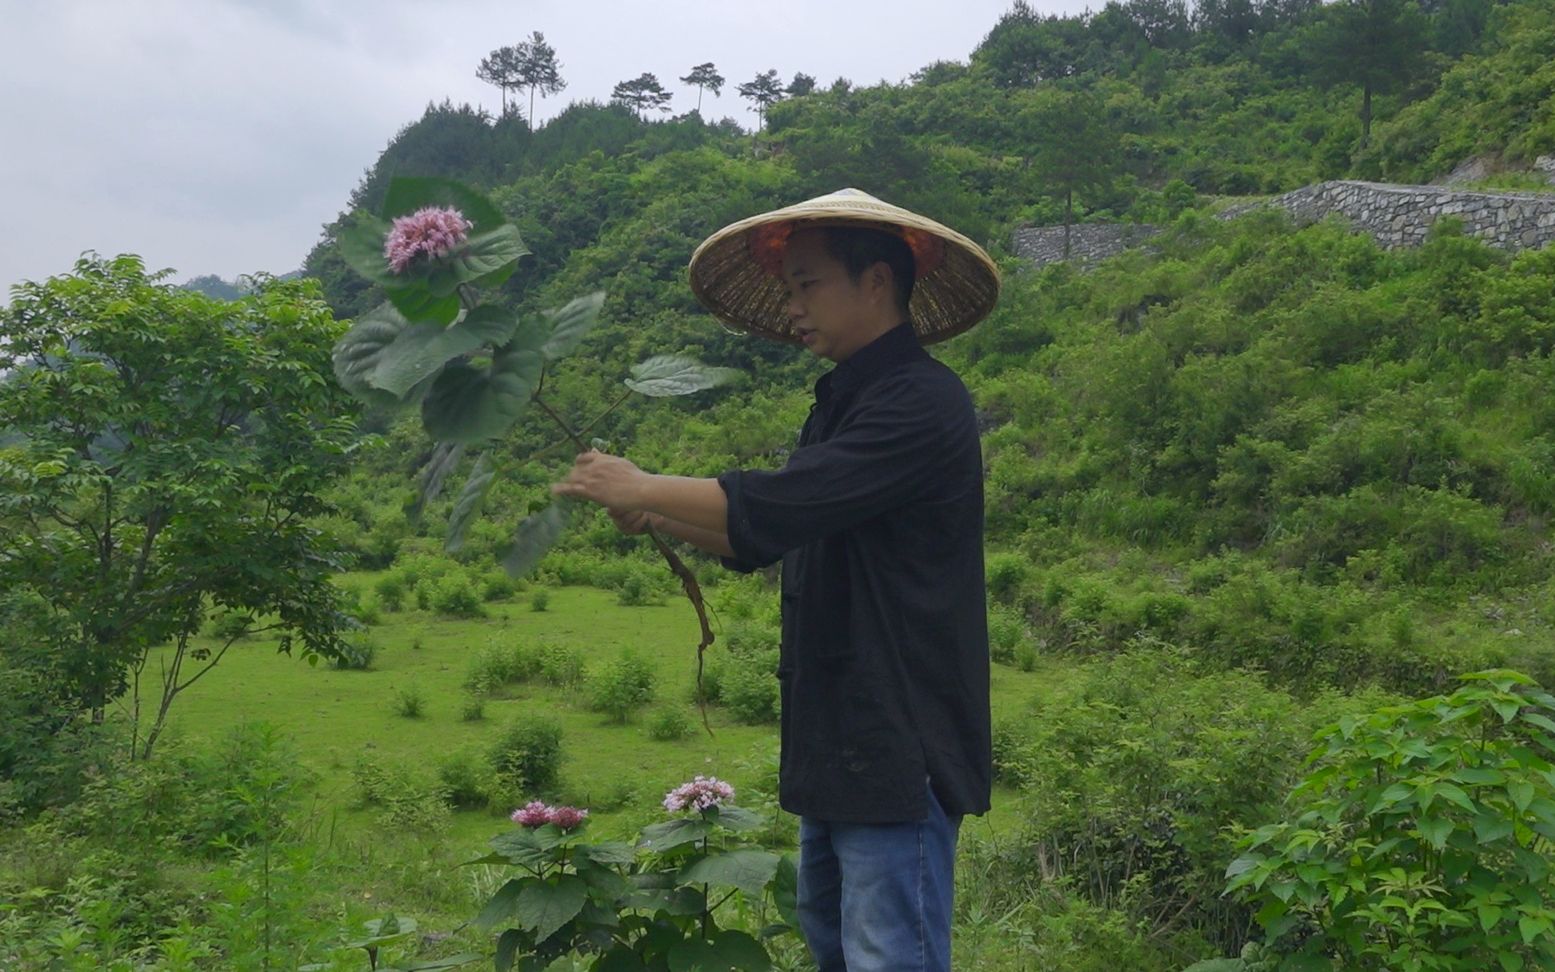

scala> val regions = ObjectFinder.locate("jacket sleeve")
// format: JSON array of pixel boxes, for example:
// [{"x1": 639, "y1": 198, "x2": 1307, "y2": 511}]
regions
[{"x1": 717, "y1": 375, "x2": 966, "y2": 569}]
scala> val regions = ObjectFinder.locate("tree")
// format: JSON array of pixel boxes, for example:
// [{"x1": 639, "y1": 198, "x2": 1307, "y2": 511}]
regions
[
  {"x1": 1020, "y1": 89, "x2": 1123, "y2": 258},
  {"x1": 1306, "y1": 0, "x2": 1429, "y2": 145},
  {"x1": 0, "y1": 255, "x2": 360, "y2": 760},
  {"x1": 611, "y1": 73, "x2": 673, "y2": 118},
  {"x1": 476, "y1": 45, "x2": 521, "y2": 117},
  {"x1": 513, "y1": 31, "x2": 566, "y2": 123},
  {"x1": 786, "y1": 72, "x2": 817, "y2": 97},
  {"x1": 736, "y1": 69, "x2": 785, "y2": 131},
  {"x1": 680, "y1": 62, "x2": 725, "y2": 114}
]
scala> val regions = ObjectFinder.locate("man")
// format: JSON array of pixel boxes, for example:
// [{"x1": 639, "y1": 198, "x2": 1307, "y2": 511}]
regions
[{"x1": 554, "y1": 188, "x2": 999, "y2": 972}]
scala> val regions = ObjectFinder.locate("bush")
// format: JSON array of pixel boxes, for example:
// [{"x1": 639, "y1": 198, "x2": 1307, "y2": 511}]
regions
[
  {"x1": 391, "y1": 684, "x2": 426, "y2": 718},
  {"x1": 374, "y1": 573, "x2": 406, "y2": 612},
  {"x1": 589, "y1": 651, "x2": 657, "y2": 723},
  {"x1": 537, "y1": 643, "x2": 586, "y2": 687},
  {"x1": 332, "y1": 633, "x2": 378, "y2": 671},
  {"x1": 461, "y1": 695, "x2": 486, "y2": 722},
  {"x1": 481, "y1": 568, "x2": 518, "y2": 602},
  {"x1": 351, "y1": 751, "x2": 449, "y2": 829},
  {"x1": 722, "y1": 651, "x2": 780, "y2": 725},
  {"x1": 988, "y1": 604, "x2": 1029, "y2": 665},
  {"x1": 530, "y1": 588, "x2": 551, "y2": 612},
  {"x1": 615, "y1": 567, "x2": 666, "y2": 607},
  {"x1": 437, "y1": 749, "x2": 491, "y2": 810},
  {"x1": 487, "y1": 717, "x2": 563, "y2": 795},
  {"x1": 431, "y1": 570, "x2": 485, "y2": 617},
  {"x1": 1002, "y1": 646, "x2": 1388, "y2": 953},
  {"x1": 1225, "y1": 670, "x2": 1555, "y2": 971},
  {"x1": 207, "y1": 611, "x2": 255, "y2": 642},
  {"x1": 648, "y1": 705, "x2": 695, "y2": 741}
]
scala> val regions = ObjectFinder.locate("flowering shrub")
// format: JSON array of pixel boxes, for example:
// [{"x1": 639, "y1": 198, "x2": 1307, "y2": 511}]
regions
[
  {"x1": 663, "y1": 775, "x2": 736, "y2": 813},
  {"x1": 471, "y1": 776, "x2": 795, "y2": 970}
]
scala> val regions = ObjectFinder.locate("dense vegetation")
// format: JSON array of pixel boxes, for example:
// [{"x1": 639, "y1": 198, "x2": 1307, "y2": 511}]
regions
[{"x1": 6, "y1": 0, "x2": 1555, "y2": 969}]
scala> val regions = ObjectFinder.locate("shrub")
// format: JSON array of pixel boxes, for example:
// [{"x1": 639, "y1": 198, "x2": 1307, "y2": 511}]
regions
[
  {"x1": 1005, "y1": 647, "x2": 1387, "y2": 953},
  {"x1": 988, "y1": 604, "x2": 1028, "y2": 666},
  {"x1": 648, "y1": 705, "x2": 695, "y2": 741},
  {"x1": 437, "y1": 749, "x2": 491, "y2": 810},
  {"x1": 461, "y1": 695, "x2": 486, "y2": 722},
  {"x1": 615, "y1": 567, "x2": 666, "y2": 607},
  {"x1": 487, "y1": 717, "x2": 563, "y2": 795},
  {"x1": 332, "y1": 633, "x2": 378, "y2": 671},
  {"x1": 391, "y1": 684, "x2": 426, "y2": 718},
  {"x1": 352, "y1": 751, "x2": 450, "y2": 829},
  {"x1": 1225, "y1": 670, "x2": 1555, "y2": 972},
  {"x1": 530, "y1": 588, "x2": 551, "y2": 612},
  {"x1": 722, "y1": 651, "x2": 780, "y2": 725},
  {"x1": 431, "y1": 570, "x2": 484, "y2": 617},
  {"x1": 986, "y1": 550, "x2": 1032, "y2": 604},
  {"x1": 537, "y1": 643, "x2": 586, "y2": 687},
  {"x1": 353, "y1": 592, "x2": 382, "y2": 626},
  {"x1": 481, "y1": 568, "x2": 518, "y2": 602},
  {"x1": 207, "y1": 611, "x2": 255, "y2": 642},
  {"x1": 589, "y1": 651, "x2": 657, "y2": 723},
  {"x1": 374, "y1": 573, "x2": 406, "y2": 612}
]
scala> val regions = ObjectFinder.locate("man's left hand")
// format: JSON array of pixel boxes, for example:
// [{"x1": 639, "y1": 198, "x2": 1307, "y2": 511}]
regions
[{"x1": 552, "y1": 450, "x2": 649, "y2": 510}]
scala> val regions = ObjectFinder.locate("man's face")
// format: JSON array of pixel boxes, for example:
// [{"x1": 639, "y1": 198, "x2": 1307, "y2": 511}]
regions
[{"x1": 781, "y1": 229, "x2": 878, "y2": 363}]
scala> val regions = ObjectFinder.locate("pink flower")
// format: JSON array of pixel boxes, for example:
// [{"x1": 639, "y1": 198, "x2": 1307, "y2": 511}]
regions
[
  {"x1": 383, "y1": 206, "x2": 473, "y2": 274},
  {"x1": 510, "y1": 800, "x2": 589, "y2": 831},
  {"x1": 663, "y1": 775, "x2": 736, "y2": 813},
  {"x1": 511, "y1": 800, "x2": 552, "y2": 828},
  {"x1": 548, "y1": 806, "x2": 589, "y2": 831}
]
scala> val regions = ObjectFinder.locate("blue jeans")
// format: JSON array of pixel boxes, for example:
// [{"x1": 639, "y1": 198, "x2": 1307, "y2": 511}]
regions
[{"x1": 796, "y1": 783, "x2": 962, "y2": 972}]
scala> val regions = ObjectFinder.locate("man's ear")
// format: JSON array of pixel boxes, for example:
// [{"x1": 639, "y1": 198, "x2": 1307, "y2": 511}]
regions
[{"x1": 866, "y1": 261, "x2": 893, "y2": 305}]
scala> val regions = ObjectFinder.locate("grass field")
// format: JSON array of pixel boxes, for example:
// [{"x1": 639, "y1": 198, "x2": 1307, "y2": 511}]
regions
[{"x1": 154, "y1": 577, "x2": 1050, "y2": 853}]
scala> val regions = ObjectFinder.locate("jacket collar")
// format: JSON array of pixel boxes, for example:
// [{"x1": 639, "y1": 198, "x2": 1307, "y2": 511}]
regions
[{"x1": 815, "y1": 322, "x2": 921, "y2": 404}]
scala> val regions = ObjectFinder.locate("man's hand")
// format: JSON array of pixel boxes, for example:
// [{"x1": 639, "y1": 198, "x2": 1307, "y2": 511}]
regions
[
  {"x1": 608, "y1": 507, "x2": 655, "y2": 536},
  {"x1": 553, "y1": 450, "x2": 649, "y2": 510}
]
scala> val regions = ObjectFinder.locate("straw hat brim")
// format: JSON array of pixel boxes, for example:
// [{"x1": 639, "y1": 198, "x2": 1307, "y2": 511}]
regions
[{"x1": 687, "y1": 188, "x2": 1001, "y2": 346}]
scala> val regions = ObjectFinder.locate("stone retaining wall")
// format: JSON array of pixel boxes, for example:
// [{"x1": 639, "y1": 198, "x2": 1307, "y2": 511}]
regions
[{"x1": 1012, "y1": 180, "x2": 1555, "y2": 269}]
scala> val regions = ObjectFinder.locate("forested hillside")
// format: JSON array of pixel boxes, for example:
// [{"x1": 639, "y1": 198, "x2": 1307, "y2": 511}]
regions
[{"x1": 7, "y1": 1, "x2": 1555, "y2": 969}]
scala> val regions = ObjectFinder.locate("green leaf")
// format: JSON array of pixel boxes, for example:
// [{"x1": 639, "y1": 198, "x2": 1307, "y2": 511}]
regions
[
  {"x1": 1419, "y1": 815, "x2": 1454, "y2": 850},
  {"x1": 625, "y1": 355, "x2": 742, "y2": 398},
  {"x1": 387, "y1": 285, "x2": 463, "y2": 327},
  {"x1": 667, "y1": 929, "x2": 771, "y2": 972},
  {"x1": 678, "y1": 849, "x2": 782, "y2": 898},
  {"x1": 577, "y1": 841, "x2": 637, "y2": 866},
  {"x1": 476, "y1": 878, "x2": 526, "y2": 930},
  {"x1": 637, "y1": 817, "x2": 713, "y2": 853},
  {"x1": 337, "y1": 212, "x2": 399, "y2": 285},
  {"x1": 1474, "y1": 811, "x2": 1515, "y2": 845},
  {"x1": 442, "y1": 224, "x2": 530, "y2": 293},
  {"x1": 371, "y1": 304, "x2": 520, "y2": 398},
  {"x1": 1479, "y1": 904, "x2": 1504, "y2": 932},
  {"x1": 772, "y1": 854, "x2": 798, "y2": 929},
  {"x1": 516, "y1": 874, "x2": 588, "y2": 944},
  {"x1": 445, "y1": 454, "x2": 497, "y2": 553},
  {"x1": 495, "y1": 929, "x2": 523, "y2": 972},
  {"x1": 1498, "y1": 953, "x2": 1524, "y2": 972},
  {"x1": 408, "y1": 441, "x2": 465, "y2": 524},
  {"x1": 540, "y1": 292, "x2": 607, "y2": 362},
  {"x1": 1510, "y1": 781, "x2": 1536, "y2": 813},
  {"x1": 333, "y1": 303, "x2": 416, "y2": 408},
  {"x1": 501, "y1": 501, "x2": 571, "y2": 579},
  {"x1": 398, "y1": 956, "x2": 482, "y2": 972},
  {"x1": 1435, "y1": 781, "x2": 1477, "y2": 814},
  {"x1": 487, "y1": 830, "x2": 551, "y2": 867},
  {"x1": 592, "y1": 947, "x2": 649, "y2": 971},
  {"x1": 709, "y1": 805, "x2": 765, "y2": 833},
  {"x1": 381, "y1": 176, "x2": 506, "y2": 230},
  {"x1": 420, "y1": 343, "x2": 543, "y2": 445}
]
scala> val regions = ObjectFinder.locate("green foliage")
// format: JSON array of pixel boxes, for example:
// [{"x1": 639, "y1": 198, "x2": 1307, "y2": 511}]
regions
[
  {"x1": 536, "y1": 643, "x2": 586, "y2": 687},
  {"x1": 431, "y1": 569, "x2": 485, "y2": 617},
  {"x1": 438, "y1": 750, "x2": 493, "y2": 811},
  {"x1": 995, "y1": 647, "x2": 1389, "y2": 952},
  {"x1": 332, "y1": 632, "x2": 378, "y2": 671},
  {"x1": 529, "y1": 587, "x2": 551, "y2": 612},
  {"x1": 470, "y1": 796, "x2": 793, "y2": 971},
  {"x1": 1226, "y1": 670, "x2": 1555, "y2": 971},
  {"x1": 392, "y1": 683, "x2": 428, "y2": 718},
  {"x1": 588, "y1": 650, "x2": 657, "y2": 723},
  {"x1": 648, "y1": 705, "x2": 695, "y2": 742},
  {"x1": 375, "y1": 573, "x2": 408, "y2": 612},
  {"x1": 0, "y1": 256, "x2": 359, "y2": 755},
  {"x1": 487, "y1": 717, "x2": 564, "y2": 795}
]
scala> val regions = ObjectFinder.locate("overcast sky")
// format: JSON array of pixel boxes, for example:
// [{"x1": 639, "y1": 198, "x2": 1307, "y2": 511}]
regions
[{"x1": 0, "y1": 0, "x2": 1093, "y2": 299}]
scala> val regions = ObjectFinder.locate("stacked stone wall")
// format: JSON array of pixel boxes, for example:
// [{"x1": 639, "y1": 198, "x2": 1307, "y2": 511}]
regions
[{"x1": 1012, "y1": 180, "x2": 1555, "y2": 269}]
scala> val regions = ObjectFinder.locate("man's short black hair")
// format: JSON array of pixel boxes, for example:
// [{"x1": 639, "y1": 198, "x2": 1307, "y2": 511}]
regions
[{"x1": 820, "y1": 226, "x2": 916, "y2": 315}]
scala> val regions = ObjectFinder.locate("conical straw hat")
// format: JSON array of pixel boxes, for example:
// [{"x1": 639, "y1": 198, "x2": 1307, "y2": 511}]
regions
[{"x1": 688, "y1": 188, "x2": 1000, "y2": 345}]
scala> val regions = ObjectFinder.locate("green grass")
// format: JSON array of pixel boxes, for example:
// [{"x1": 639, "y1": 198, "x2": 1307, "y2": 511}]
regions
[{"x1": 157, "y1": 578, "x2": 1052, "y2": 848}]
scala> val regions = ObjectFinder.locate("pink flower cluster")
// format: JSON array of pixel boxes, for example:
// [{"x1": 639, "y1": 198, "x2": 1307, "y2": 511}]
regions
[
  {"x1": 663, "y1": 775, "x2": 735, "y2": 813},
  {"x1": 510, "y1": 800, "x2": 589, "y2": 831},
  {"x1": 383, "y1": 206, "x2": 473, "y2": 274}
]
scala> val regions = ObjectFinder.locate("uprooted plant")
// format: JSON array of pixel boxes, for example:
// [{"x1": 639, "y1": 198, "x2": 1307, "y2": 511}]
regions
[{"x1": 330, "y1": 177, "x2": 737, "y2": 726}]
